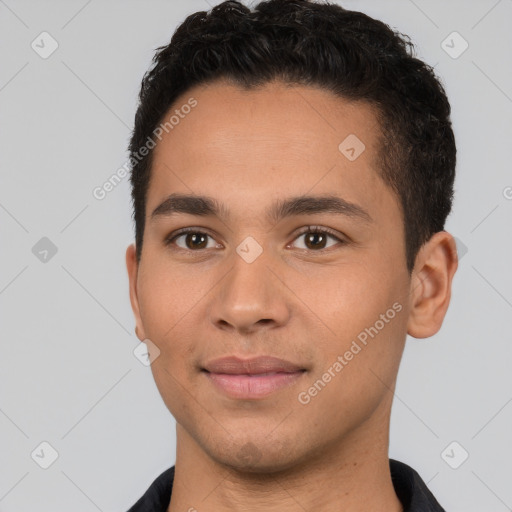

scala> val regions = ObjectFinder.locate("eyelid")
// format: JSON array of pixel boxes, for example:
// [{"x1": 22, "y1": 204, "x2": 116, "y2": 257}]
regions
[{"x1": 292, "y1": 225, "x2": 345, "y2": 240}]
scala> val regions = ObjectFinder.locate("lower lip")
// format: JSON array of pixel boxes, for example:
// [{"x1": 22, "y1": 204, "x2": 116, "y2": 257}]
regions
[{"x1": 204, "y1": 371, "x2": 305, "y2": 399}]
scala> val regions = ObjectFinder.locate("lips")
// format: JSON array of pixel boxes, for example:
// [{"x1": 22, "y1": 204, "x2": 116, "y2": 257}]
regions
[
  {"x1": 202, "y1": 356, "x2": 306, "y2": 399},
  {"x1": 202, "y1": 356, "x2": 305, "y2": 375}
]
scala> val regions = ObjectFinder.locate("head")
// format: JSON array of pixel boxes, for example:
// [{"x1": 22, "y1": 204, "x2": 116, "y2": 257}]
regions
[{"x1": 126, "y1": 0, "x2": 458, "y2": 472}]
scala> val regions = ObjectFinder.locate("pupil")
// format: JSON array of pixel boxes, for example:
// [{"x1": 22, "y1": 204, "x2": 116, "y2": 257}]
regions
[
  {"x1": 307, "y1": 233, "x2": 325, "y2": 249},
  {"x1": 188, "y1": 233, "x2": 207, "y2": 249}
]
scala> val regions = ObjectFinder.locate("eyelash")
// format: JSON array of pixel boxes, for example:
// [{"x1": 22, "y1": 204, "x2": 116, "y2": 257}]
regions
[{"x1": 164, "y1": 226, "x2": 346, "y2": 253}]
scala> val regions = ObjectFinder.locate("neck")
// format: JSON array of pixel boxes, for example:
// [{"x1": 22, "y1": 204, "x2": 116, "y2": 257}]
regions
[{"x1": 168, "y1": 398, "x2": 403, "y2": 512}]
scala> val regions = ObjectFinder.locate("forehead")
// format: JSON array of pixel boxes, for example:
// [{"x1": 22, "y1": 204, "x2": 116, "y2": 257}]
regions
[
  {"x1": 147, "y1": 80, "x2": 396, "y2": 222},
  {"x1": 152, "y1": 79, "x2": 380, "y2": 157}
]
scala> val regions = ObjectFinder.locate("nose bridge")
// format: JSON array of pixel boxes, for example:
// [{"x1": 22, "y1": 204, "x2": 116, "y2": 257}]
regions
[{"x1": 210, "y1": 237, "x2": 290, "y2": 332}]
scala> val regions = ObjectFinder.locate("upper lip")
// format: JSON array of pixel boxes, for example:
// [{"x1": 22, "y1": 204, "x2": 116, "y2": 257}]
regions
[{"x1": 202, "y1": 356, "x2": 305, "y2": 375}]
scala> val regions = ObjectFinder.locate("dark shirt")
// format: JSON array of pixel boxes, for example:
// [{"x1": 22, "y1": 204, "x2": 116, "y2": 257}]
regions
[{"x1": 127, "y1": 458, "x2": 446, "y2": 511}]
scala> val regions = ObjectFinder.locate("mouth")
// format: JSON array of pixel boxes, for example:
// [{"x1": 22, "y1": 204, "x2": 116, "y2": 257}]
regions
[{"x1": 202, "y1": 356, "x2": 307, "y2": 399}]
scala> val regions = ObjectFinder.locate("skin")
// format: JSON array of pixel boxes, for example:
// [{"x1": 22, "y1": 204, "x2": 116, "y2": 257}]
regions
[{"x1": 126, "y1": 80, "x2": 458, "y2": 512}]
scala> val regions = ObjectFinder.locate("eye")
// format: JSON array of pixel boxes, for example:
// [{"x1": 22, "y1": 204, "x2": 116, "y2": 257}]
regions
[
  {"x1": 289, "y1": 226, "x2": 345, "y2": 251},
  {"x1": 165, "y1": 228, "x2": 220, "y2": 251}
]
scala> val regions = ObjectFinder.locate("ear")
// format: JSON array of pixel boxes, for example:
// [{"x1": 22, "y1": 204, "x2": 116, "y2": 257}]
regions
[
  {"x1": 126, "y1": 243, "x2": 146, "y2": 341},
  {"x1": 407, "y1": 231, "x2": 458, "y2": 339}
]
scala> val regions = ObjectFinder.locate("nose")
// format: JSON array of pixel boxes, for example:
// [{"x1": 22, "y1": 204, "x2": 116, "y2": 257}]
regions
[{"x1": 209, "y1": 246, "x2": 291, "y2": 335}]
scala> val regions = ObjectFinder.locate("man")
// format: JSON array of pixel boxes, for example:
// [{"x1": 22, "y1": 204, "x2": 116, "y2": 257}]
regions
[{"x1": 125, "y1": 0, "x2": 458, "y2": 510}]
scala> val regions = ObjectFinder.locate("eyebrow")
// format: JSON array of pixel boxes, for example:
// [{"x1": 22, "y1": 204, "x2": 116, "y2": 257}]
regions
[{"x1": 150, "y1": 193, "x2": 372, "y2": 224}]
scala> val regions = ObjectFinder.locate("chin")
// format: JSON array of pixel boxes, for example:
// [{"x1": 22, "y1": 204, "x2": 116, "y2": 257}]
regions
[{"x1": 207, "y1": 436, "x2": 310, "y2": 476}]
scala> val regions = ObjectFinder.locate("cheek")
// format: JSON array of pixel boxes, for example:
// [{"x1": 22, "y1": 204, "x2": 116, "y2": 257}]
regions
[
  {"x1": 149, "y1": 358, "x2": 199, "y2": 428},
  {"x1": 136, "y1": 264, "x2": 207, "y2": 405},
  {"x1": 295, "y1": 292, "x2": 407, "y2": 436},
  {"x1": 300, "y1": 259, "x2": 402, "y2": 340},
  {"x1": 137, "y1": 256, "x2": 206, "y2": 339},
  {"x1": 137, "y1": 262, "x2": 203, "y2": 418},
  {"x1": 300, "y1": 258, "x2": 408, "y2": 408}
]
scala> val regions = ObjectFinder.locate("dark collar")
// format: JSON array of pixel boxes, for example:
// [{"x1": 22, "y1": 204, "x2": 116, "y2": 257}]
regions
[
  {"x1": 390, "y1": 459, "x2": 446, "y2": 511},
  {"x1": 127, "y1": 459, "x2": 445, "y2": 511}
]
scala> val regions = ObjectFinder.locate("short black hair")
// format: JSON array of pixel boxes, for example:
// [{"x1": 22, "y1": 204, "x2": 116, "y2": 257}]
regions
[{"x1": 129, "y1": 0, "x2": 456, "y2": 273}]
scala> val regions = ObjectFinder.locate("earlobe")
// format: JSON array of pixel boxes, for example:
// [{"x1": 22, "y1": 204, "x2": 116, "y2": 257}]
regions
[
  {"x1": 407, "y1": 231, "x2": 458, "y2": 339},
  {"x1": 126, "y1": 243, "x2": 145, "y2": 341}
]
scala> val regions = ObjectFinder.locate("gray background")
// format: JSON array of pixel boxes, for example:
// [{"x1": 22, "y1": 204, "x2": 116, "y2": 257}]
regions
[{"x1": 1, "y1": 0, "x2": 511, "y2": 510}]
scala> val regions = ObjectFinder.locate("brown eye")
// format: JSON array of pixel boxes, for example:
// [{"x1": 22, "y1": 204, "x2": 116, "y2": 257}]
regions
[
  {"x1": 290, "y1": 227, "x2": 344, "y2": 251},
  {"x1": 165, "y1": 229, "x2": 218, "y2": 250},
  {"x1": 181, "y1": 232, "x2": 209, "y2": 250}
]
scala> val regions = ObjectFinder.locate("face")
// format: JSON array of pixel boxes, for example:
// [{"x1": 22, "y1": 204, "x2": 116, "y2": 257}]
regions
[{"x1": 127, "y1": 80, "x2": 414, "y2": 472}]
